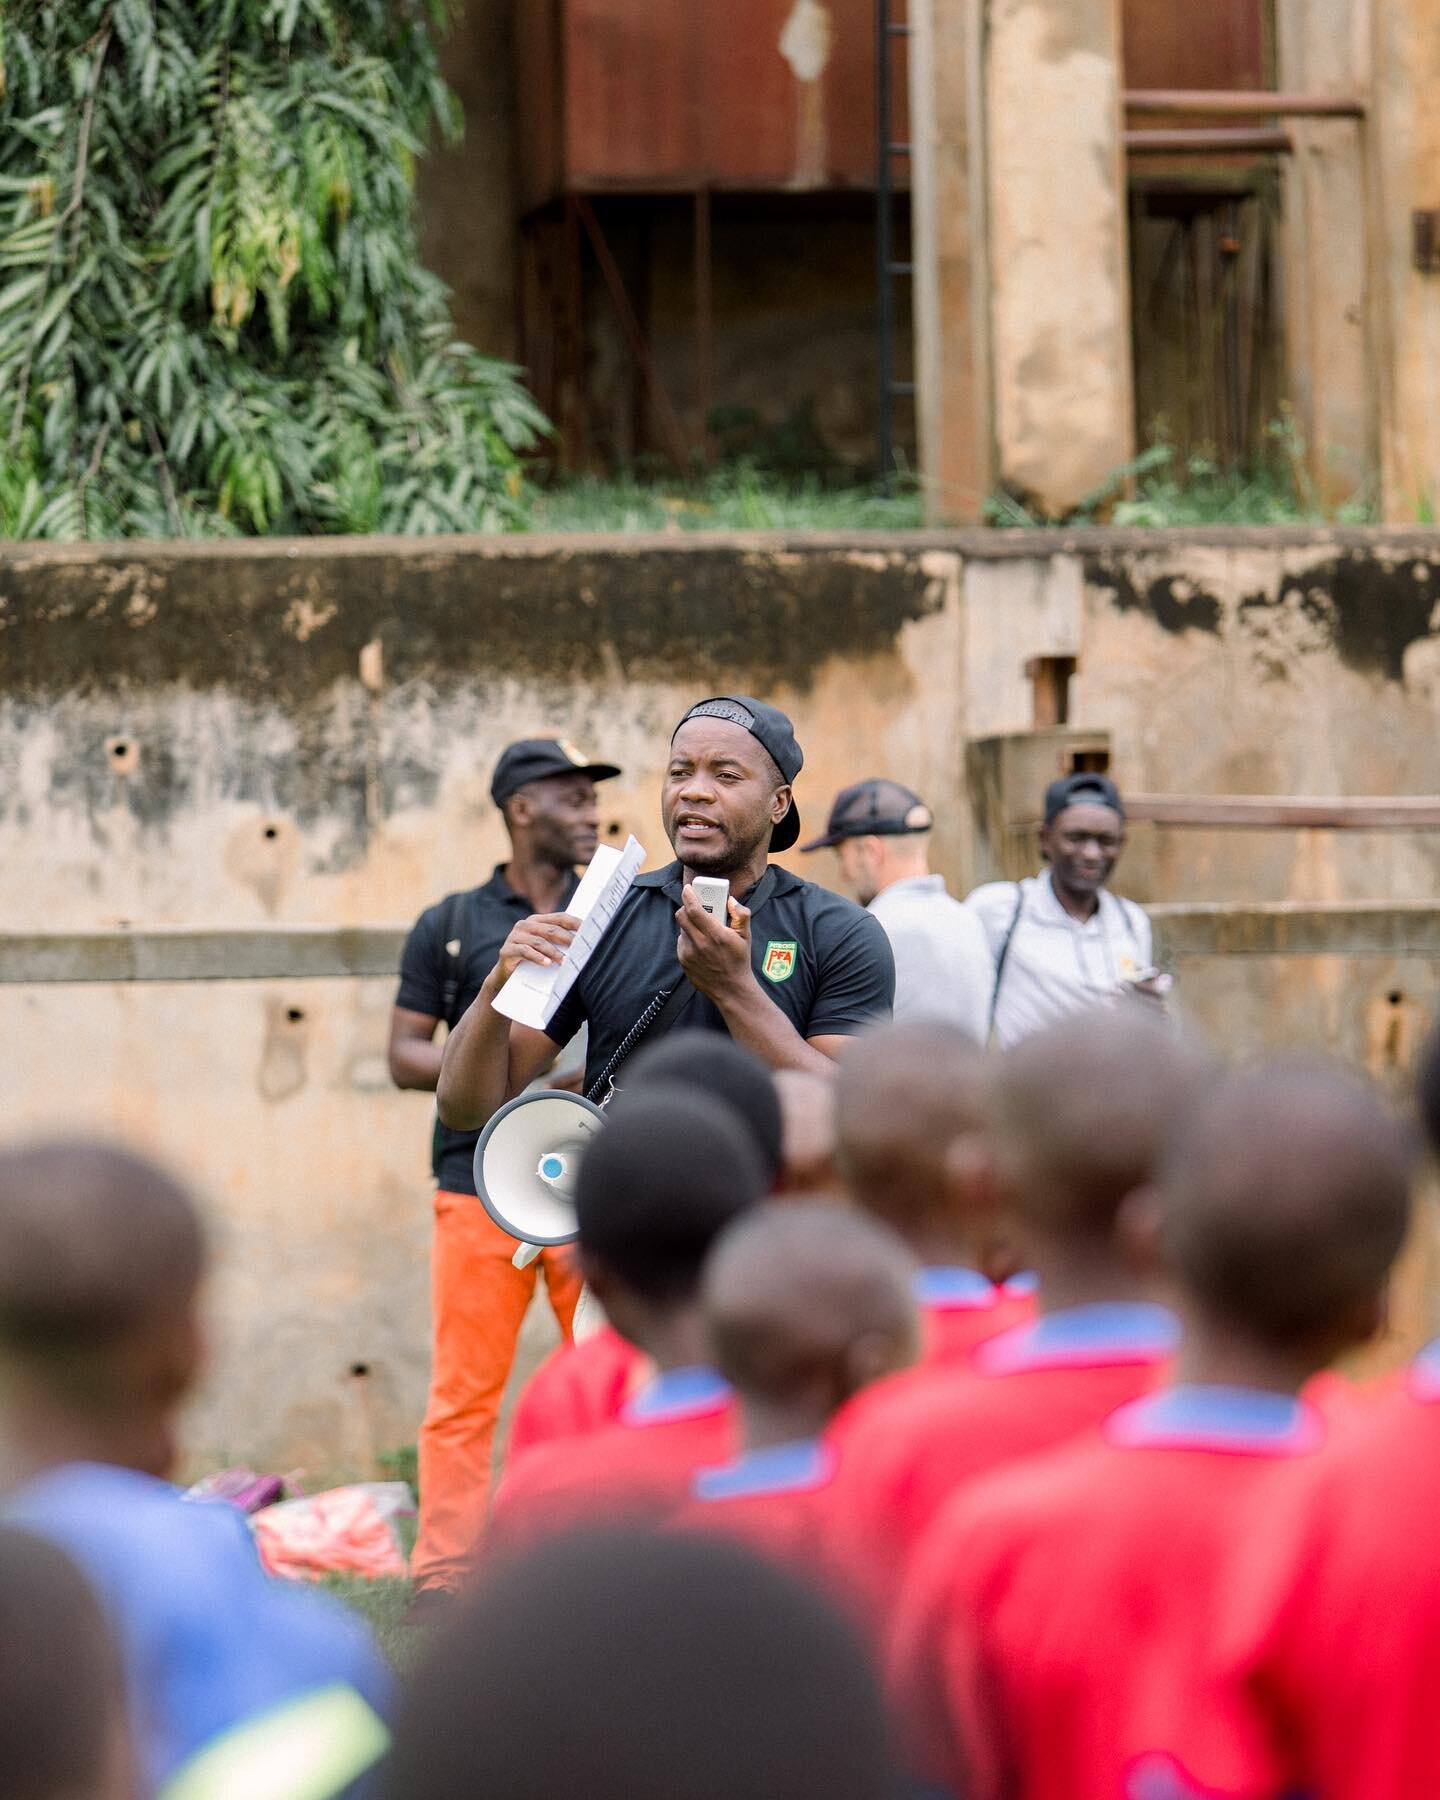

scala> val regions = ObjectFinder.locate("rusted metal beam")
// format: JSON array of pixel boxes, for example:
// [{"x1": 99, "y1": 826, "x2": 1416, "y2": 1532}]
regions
[
  {"x1": 1125, "y1": 128, "x2": 1293, "y2": 155},
  {"x1": 1125, "y1": 795, "x2": 1440, "y2": 829},
  {"x1": 1124, "y1": 90, "x2": 1365, "y2": 119}
]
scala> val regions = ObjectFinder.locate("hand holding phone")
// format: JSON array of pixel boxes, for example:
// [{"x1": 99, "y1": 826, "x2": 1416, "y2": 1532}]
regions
[{"x1": 691, "y1": 877, "x2": 731, "y2": 925}]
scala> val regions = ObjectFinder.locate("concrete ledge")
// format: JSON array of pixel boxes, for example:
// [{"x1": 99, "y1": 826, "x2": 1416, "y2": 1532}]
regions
[
  {"x1": 4, "y1": 905, "x2": 1440, "y2": 983},
  {"x1": 1151, "y1": 903, "x2": 1440, "y2": 958},
  {"x1": 0, "y1": 927, "x2": 406, "y2": 984}
]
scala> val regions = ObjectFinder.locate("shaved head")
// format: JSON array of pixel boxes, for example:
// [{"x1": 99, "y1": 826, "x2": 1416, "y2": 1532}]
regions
[
  {"x1": 0, "y1": 1140, "x2": 206, "y2": 1354},
  {"x1": 991, "y1": 1011, "x2": 1208, "y2": 1242},
  {"x1": 703, "y1": 1202, "x2": 919, "y2": 1407},
  {"x1": 774, "y1": 1070, "x2": 840, "y2": 1197},
  {"x1": 0, "y1": 1140, "x2": 207, "y2": 1479},
  {"x1": 1157, "y1": 1060, "x2": 1413, "y2": 1352},
  {"x1": 834, "y1": 1022, "x2": 990, "y2": 1239}
]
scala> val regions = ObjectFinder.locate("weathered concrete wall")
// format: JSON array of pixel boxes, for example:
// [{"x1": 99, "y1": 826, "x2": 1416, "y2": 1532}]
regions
[{"x1": 5, "y1": 528, "x2": 1440, "y2": 1468}]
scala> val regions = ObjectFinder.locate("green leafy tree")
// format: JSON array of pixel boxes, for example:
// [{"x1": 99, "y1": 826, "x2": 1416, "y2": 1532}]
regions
[{"x1": 0, "y1": 0, "x2": 547, "y2": 538}]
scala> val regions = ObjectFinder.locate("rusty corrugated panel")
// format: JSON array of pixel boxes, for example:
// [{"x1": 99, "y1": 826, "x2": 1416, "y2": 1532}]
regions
[
  {"x1": 1123, "y1": 0, "x2": 1266, "y2": 95},
  {"x1": 1123, "y1": 0, "x2": 1268, "y2": 171},
  {"x1": 520, "y1": 0, "x2": 902, "y2": 200}
]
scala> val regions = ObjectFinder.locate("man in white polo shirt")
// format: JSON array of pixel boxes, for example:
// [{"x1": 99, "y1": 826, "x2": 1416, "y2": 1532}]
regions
[
  {"x1": 801, "y1": 779, "x2": 993, "y2": 1044},
  {"x1": 965, "y1": 771, "x2": 1158, "y2": 1047}
]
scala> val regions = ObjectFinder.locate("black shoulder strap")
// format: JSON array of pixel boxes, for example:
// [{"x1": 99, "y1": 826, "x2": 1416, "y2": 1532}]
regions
[
  {"x1": 986, "y1": 884, "x2": 1025, "y2": 1046},
  {"x1": 583, "y1": 866, "x2": 782, "y2": 1104},
  {"x1": 438, "y1": 891, "x2": 470, "y2": 1028}
]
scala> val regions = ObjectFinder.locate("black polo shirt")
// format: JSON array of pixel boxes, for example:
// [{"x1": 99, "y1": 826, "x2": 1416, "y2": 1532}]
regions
[
  {"x1": 397, "y1": 865, "x2": 579, "y2": 1194},
  {"x1": 545, "y1": 860, "x2": 895, "y2": 1096}
]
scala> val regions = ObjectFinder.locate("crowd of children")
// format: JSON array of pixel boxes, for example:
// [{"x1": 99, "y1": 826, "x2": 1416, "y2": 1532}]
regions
[{"x1": 3, "y1": 1005, "x2": 1439, "y2": 1798}]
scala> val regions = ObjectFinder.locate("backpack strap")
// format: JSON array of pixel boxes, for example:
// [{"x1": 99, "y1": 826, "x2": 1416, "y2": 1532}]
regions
[
  {"x1": 437, "y1": 890, "x2": 470, "y2": 1029},
  {"x1": 986, "y1": 884, "x2": 1025, "y2": 1047}
]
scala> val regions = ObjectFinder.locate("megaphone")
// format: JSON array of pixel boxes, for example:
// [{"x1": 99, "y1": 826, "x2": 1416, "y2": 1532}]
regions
[{"x1": 473, "y1": 1089, "x2": 607, "y2": 1248}]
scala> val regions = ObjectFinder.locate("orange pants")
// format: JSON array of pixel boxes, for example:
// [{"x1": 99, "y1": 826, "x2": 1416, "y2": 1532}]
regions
[{"x1": 412, "y1": 1190, "x2": 582, "y2": 1593}]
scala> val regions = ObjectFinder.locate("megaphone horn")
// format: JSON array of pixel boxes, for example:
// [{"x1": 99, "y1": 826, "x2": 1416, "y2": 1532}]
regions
[{"x1": 473, "y1": 1089, "x2": 607, "y2": 1248}]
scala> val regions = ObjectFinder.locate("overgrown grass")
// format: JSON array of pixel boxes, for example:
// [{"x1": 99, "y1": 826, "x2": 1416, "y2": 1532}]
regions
[
  {"x1": 525, "y1": 414, "x2": 1381, "y2": 536},
  {"x1": 527, "y1": 465, "x2": 924, "y2": 534},
  {"x1": 985, "y1": 413, "x2": 1379, "y2": 530}
]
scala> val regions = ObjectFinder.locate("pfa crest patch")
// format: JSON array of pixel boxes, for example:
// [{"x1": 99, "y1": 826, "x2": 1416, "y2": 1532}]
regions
[{"x1": 762, "y1": 940, "x2": 798, "y2": 984}]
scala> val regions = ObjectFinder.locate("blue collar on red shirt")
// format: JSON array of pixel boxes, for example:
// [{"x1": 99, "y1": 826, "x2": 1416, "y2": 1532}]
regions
[
  {"x1": 913, "y1": 1266, "x2": 998, "y2": 1310},
  {"x1": 621, "y1": 1365, "x2": 731, "y2": 1426},
  {"x1": 692, "y1": 1438, "x2": 836, "y2": 1503},
  {"x1": 1409, "y1": 1336, "x2": 1440, "y2": 1402},
  {"x1": 1105, "y1": 1385, "x2": 1325, "y2": 1456},
  {"x1": 973, "y1": 1301, "x2": 1179, "y2": 1375}
]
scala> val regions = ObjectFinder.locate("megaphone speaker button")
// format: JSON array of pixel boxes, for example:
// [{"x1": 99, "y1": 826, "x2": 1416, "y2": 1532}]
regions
[{"x1": 539, "y1": 1153, "x2": 568, "y2": 1185}]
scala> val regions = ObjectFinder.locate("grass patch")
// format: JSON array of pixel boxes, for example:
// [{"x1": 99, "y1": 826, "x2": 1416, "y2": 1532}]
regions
[
  {"x1": 527, "y1": 465, "x2": 924, "y2": 535},
  {"x1": 985, "y1": 414, "x2": 1379, "y2": 530},
  {"x1": 326, "y1": 1575, "x2": 426, "y2": 1672}
]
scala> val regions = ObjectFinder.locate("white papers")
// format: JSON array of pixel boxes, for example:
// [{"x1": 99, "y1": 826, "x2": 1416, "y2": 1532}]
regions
[{"x1": 492, "y1": 835, "x2": 646, "y2": 1031}]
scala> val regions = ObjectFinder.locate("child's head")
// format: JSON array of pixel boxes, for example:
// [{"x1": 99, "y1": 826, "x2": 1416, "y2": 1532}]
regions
[
  {"x1": 989, "y1": 1011, "x2": 1207, "y2": 1273},
  {"x1": 386, "y1": 1526, "x2": 893, "y2": 1800},
  {"x1": 0, "y1": 1526, "x2": 132, "y2": 1800},
  {"x1": 575, "y1": 1090, "x2": 766, "y2": 1351},
  {"x1": 0, "y1": 1140, "x2": 207, "y2": 1480},
  {"x1": 703, "y1": 1201, "x2": 919, "y2": 1435},
  {"x1": 622, "y1": 1032, "x2": 782, "y2": 1188},
  {"x1": 773, "y1": 1070, "x2": 842, "y2": 1198},
  {"x1": 835, "y1": 1021, "x2": 1008, "y2": 1274},
  {"x1": 1152, "y1": 1059, "x2": 1413, "y2": 1367}
]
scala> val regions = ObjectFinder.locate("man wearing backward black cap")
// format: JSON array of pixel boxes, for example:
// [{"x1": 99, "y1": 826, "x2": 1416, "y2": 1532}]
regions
[
  {"x1": 439, "y1": 697, "x2": 895, "y2": 1133},
  {"x1": 965, "y1": 770, "x2": 1159, "y2": 1047}
]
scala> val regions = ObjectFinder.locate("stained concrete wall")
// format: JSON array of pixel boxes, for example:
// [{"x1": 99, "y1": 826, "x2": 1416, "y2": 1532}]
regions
[{"x1": 4, "y1": 528, "x2": 1440, "y2": 1469}]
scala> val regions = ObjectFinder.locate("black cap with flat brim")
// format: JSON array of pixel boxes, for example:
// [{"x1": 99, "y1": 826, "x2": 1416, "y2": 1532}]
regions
[
  {"x1": 673, "y1": 696, "x2": 804, "y2": 852},
  {"x1": 799, "y1": 778, "x2": 933, "y2": 852},
  {"x1": 491, "y1": 739, "x2": 623, "y2": 808},
  {"x1": 1043, "y1": 771, "x2": 1125, "y2": 825}
]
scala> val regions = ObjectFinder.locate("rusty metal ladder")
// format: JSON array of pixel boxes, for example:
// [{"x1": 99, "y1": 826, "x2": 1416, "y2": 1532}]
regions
[{"x1": 875, "y1": 0, "x2": 913, "y2": 483}]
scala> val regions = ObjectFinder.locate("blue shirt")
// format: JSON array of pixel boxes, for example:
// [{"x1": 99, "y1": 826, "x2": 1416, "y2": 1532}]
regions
[{"x1": 5, "y1": 1463, "x2": 392, "y2": 1790}]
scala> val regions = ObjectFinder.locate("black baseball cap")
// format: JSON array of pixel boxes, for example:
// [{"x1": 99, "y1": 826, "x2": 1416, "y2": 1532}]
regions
[
  {"x1": 799, "y1": 778, "x2": 934, "y2": 852},
  {"x1": 490, "y1": 739, "x2": 622, "y2": 808},
  {"x1": 1043, "y1": 771, "x2": 1125, "y2": 825},
  {"x1": 673, "y1": 696, "x2": 804, "y2": 852}
]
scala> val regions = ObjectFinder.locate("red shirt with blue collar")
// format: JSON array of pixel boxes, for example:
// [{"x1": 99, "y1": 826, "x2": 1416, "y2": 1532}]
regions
[
  {"x1": 674, "y1": 1437, "x2": 843, "y2": 1581},
  {"x1": 488, "y1": 1365, "x2": 735, "y2": 1556},
  {"x1": 1214, "y1": 1337, "x2": 1440, "y2": 1800},
  {"x1": 890, "y1": 1384, "x2": 1327, "y2": 1800},
  {"x1": 914, "y1": 1267, "x2": 1038, "y2": 1367},
  {"x1": 823, "y1": 1302, "x2": 1178, "y2": 1635},
  {"x1": 505, "y1": 1326, "x2": 648, "y2": 1465}
]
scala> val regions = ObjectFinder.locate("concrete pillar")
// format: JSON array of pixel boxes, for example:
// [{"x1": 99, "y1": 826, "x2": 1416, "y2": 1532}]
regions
[
  {"x1": 911, "y1": 0, "x2": 1134, "y2": 522},
  {"x1": 909, "y1": 0, "x2": 994, "y2": 521},
  {"x1": 1368, "y1": 0, "x2": 1440, "y2": 522},
  {"x1": 1274, "y1": 0, "x2": 1374, "y2": 510}
]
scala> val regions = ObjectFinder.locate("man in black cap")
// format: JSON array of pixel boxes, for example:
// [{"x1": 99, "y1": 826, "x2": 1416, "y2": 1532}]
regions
[
  {"x1": 964, "y1": 770, "x2": 1157, "y2": 1046},
  {"x1": 389, "y1": 736, "x2": 620, "y2": 1614},
  {"x1": 438, "y1": 696, "x2": 894, "y2": 1132},
  {"x1": 801, "y1": 778, "x2": 993, "y2": 1041}
]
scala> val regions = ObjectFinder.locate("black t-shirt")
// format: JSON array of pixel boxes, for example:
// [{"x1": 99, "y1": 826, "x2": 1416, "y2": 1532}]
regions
[
  {"x1": 545, "y1": 860, "x2": 895, "y2": 1096},
  {"x1": 396, "y1": 865, "x2": 579, "y2": 1194}
]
